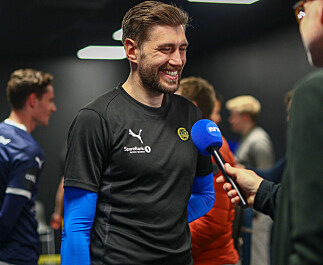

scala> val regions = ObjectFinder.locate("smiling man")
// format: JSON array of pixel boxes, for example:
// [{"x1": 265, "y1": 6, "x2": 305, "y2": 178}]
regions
[
  {"x1": 61, "y1": 2, "x2": 214, "y2": 265},
  {"x1": 0, "y1": 68, "x2": 56, "y2": 265}
]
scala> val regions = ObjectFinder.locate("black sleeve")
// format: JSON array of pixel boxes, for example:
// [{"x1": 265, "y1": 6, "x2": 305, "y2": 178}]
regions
[
  {"x1": 192, "y1": 104, "x2": 213, "y2": 177},
  {"x1": 64, "y1": 109, "x2": 109, "y2": 193},
  {"x1": 286, "y1": 73, "x2": 323, "y2": 264},
  {"x1": 195, "y1": 152, "x2": 213, "y2": 177},
  {"x1": 253, "y1": 156, "x2": 287, "y2": 183},
  {"x1": 254, "y1": 180, "x2": 281, "y2": 220}
]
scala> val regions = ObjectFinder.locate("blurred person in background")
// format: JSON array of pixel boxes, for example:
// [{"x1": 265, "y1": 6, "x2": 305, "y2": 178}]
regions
[
  {"x1": 50, "y1": 176, "x2": 64, "y2": 230},
  {"x1": 226, "y1": 95, "x2": 274, "y2": 265},
  {"x1": 252, "y1": 90, "x2": 294, "y2": 185},
  {"x1": 178, "y1": 76, "x2": 239, "y2": 265},
  {"x1": 0, "y1": 68, "x2": 56, "y2": 265}
]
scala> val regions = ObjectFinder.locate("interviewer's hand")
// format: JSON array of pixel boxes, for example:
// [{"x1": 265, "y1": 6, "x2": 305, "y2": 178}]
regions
[{"x1": 216, "y1": 163, "x2": 263, "y2": 207}]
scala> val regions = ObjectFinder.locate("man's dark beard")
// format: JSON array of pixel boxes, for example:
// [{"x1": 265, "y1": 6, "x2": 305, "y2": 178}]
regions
[{"x1": 138, "y1": 52, "x2": 181, "y2": 94}]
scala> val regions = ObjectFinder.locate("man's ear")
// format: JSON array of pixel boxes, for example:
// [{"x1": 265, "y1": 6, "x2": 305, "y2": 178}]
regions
[
  {"x1": 124, "y1": 38, "x2": 138, "y2": 63},
  {"x1": 242, "y1": 113, "x2": 250, "y2": 121},
  {"x1": 27, "y1": 93, "x2": 38, "y2": 108}
]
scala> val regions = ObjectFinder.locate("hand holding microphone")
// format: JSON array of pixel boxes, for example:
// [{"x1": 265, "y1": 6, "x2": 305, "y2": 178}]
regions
[
  {"x1": 191, "y1": 119, "x2": 249, "y2": 208},
  {"x1": 217, "y1": 163, "x2": 263, "y2": 207}
]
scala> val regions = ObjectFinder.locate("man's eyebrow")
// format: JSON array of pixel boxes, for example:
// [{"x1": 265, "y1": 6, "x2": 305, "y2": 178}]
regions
[{"x1": 157, "y1": 42, "x2": 189, "y2": 48}]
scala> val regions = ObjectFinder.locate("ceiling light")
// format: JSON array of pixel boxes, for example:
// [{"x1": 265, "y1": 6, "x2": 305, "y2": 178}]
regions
[
  {"x1": 77, "y1": 46, "x2": 126, "y2": 60},
  {"x1": 113, "y1": 29, "x2": 123, "y2": 41},
  {"x1": 188, "y1": 0, "x2": 259, "y2": 4}
]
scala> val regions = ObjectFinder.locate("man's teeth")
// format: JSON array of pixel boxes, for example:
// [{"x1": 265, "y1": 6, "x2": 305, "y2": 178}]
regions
[{"x1": 163, "y1": 70, "x2": 177, "y2": 76}]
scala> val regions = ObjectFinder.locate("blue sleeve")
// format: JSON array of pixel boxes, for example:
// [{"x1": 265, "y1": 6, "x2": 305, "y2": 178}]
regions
[
  {"x1": 60, "y1": 187, "x2": 98, "y2": 265},
  {"x1": 253, "y1": 156, "x2": 287, "y2": 183},
  {"x1": 187, "y1": 172, "x2": 215, "y2": 223},
  {"x1": 0, "y1": 194, "x2": 28, "y2": 245}
]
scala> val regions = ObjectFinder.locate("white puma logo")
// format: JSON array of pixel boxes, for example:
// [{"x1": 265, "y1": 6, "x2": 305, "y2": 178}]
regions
[
  {"x1": 0, "y1": 135, "x2": 11, "y2": 145},
  {"x1": 35, "y1": 156, "x2": 44, "y2": 169},
  {"x1": 129, "y1": 129, "x2": 143, "y2": 144}
]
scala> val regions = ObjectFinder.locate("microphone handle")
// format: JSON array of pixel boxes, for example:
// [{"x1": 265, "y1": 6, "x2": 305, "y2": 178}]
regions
[{"x1": 207, "y1": 147, "x2": 248, "y2": 208}]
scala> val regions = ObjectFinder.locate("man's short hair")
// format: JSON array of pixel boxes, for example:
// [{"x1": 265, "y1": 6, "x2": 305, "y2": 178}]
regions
[
  {"x1": 121, "y1": 1, "x2": 190, "y2": 47},
  {"x1": 7, "y1": 68, "x2": 53, "y2": 110},
  {"x1": 226, "y1": 95, "x2": 261, "y2": 122},
  {"x1": 178, "y1": 76, "x2": 215, "y2": 119}
]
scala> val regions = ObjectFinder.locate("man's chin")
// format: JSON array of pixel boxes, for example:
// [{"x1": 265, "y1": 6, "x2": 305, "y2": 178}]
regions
[
  {"x1": 163, "y1": 86, "x2": 179, "y2": 94},
  {"x1": 304, "y1": 42, "x2": 323, "y2": 67},
  {"x1": 161, "y1": 81, "x2": 179, "y2": 94},
  {"x1": 39, "y1": 121, "x2": 49, "y2": 127},
  {"x1": 308, "y1": 52, "x2": 323, "y2": 67}
]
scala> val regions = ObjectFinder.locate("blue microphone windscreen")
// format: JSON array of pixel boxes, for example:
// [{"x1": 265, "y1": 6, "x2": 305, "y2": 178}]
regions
[{"x1": 191, "y1": 119, "x2": 223, "y2": 156}]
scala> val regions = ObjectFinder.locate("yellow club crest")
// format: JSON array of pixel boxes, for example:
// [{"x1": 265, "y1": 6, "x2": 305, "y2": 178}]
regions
[{"x1": 177, "y1": 127, "x2": 189, "y2": 141}]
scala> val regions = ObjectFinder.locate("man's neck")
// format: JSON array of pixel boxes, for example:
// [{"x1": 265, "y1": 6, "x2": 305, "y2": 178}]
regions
[
  {"x1": 241, "y1": 122, "x2": 256, "y2": 137},
  {"x1": 122, "y1": 75, "x2": 165, "y2": 108},
  {"x1": 8, "y1": 111, "x2": 34, "y2": 133}
]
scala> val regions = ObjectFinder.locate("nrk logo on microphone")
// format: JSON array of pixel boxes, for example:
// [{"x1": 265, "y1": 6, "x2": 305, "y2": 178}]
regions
[
  {"x1": 191, "y1": 119, "x2": 223, "y2": 156},
  {"x1": 208, "y1": 125, "x2": 221, "y2": 134},
  {"x1": 205, "y1": 120, "x2": 222, "y2": 142}
]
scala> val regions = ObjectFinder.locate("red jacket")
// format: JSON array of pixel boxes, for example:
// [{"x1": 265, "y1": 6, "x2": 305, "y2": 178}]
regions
[{"x1": 189, "y1": 137, "x2": 239, "y2": 265}]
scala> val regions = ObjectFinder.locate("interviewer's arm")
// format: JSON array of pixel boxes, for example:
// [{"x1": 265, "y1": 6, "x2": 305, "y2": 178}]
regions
[{"x1": 254, "y1": 180, "x2": 280, "y2": 220}]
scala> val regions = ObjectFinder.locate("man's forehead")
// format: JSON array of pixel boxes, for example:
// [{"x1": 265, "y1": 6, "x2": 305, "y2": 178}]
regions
[{"x1": 146, "y1": 24, "x2": 187, "y2": 42}]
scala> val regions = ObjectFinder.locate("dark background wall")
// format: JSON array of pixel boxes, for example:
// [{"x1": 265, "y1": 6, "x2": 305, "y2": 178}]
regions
[
  {"x1": 0, "y1": 25, "x2": 314, "y2": 253},
  {"x1": 185, "y1": 26, "x2": 314, "y2": 157}
]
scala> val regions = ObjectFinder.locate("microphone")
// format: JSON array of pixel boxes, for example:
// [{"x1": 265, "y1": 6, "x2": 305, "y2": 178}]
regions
[{"x1": 191, "y1": 119, "x2": 248, "y2": 207}]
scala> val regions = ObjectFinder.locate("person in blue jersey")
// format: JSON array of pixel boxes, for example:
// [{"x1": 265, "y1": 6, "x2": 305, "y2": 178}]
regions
[
  {"x1": 217, "y1": 1, "x2": 323, "y2": 264},
  {"x1": 0, "y1": 68, "x2": 57, "y2": 265},
  {"x1": 61, "y1": 1, "x2": 215, "y2": 265}
]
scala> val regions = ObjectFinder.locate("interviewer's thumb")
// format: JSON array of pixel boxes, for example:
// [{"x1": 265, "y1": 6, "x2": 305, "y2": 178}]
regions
[{"x1": 224, "y1": 163, "x2": 234, "y2": 173}]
